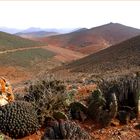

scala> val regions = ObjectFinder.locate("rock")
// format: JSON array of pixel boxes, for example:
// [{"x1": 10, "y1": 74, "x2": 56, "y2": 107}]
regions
[
  {"x1": 118, "y1": 111, "x2": 130, "y2": 124},
  {"x1": 134, "y1": 123, "x2": 140, "y2": 129},
  {"x1": 0, "y1": 134, "x2": 4, "y2": 140},
  {"x1": 111, "y1": 119, "x2": 120, "y2": 127},
  {"x1": 119, "y1": 106, "x2": 136, "y2": 120},
  {"x1": 79, "y1": 110, "x2": 87, "y2": 122},
  {"x1": 120, "y1": 131, "x2": 128, "y2": 136},
  {"x1": 0, "y1": 95, "x2": 9, "y2": 106},
  {"x1": 0, "y1": 133, "x2": 12, "y2": 140}
]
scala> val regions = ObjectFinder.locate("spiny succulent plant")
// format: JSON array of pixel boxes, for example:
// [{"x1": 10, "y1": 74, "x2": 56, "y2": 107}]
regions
[
  {"x1": 87, "y1": 89, "x2": 106, "y2": 122},
  {"x1": 42, "y1": 120, "x2": 91, "y2": 140},
  {"x1": 24, "y1": 78, "x2": 69, "y2": 125},
  {"x1": 53, "y1": 111, "x2": 68, "y2": 120},
  {"x1": 99, "y1": 92, "x2": 118, "y2": 127},
  {"x1": 0, "y1": 101, "x2": 40, "y2": 139},
  {"x1": 87, "y1": 89, "x2": 118, "y2": 127},
  {"x1": 108, "y1": 93, "x2": 118, "y2": 118},
  {"x1": 99, "y1": 74, "x2": 140, "y2": 118},
  {"x1": 24, "y1": 79, "x2": 66, "y2": 103},
  {"x1": 69, "y1": 102, "x2": 88, "y2": 121}
]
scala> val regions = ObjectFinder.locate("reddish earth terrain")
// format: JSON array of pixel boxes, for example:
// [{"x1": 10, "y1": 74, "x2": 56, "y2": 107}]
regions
[
  {"x1": 0, "y1": 66, "x2": 30, "y2": 84},
  {"x1": 41, "y1": 45, "x2": 86, "y2": 62},
  {"x1": 14, "y1": 119, "x2": 140, "y2": 140},
  {"x1": 37, "y1": 23, "x2": 140, "y2": 55},
  {"x1": 79, "y1": 119, "x2": 140, "y2": 140},
  {"x1": 64, "y1": 34, "x2": 140, "y2": 74},
  {"x1": 9, "y1": 82, "x2": 140, "y2": 140},
  {"x1": 0, "y1": 24, "x2": 140, "y2": 140},
  {"x1": 0, "y1": 45, "x2": 85, "y2": 62},
  {"x1": 0, "y1": 45, "x2": 86, "y2": 86},
  {"x1": 4, "y1": 80, "x2": 140, "y2": 140}
]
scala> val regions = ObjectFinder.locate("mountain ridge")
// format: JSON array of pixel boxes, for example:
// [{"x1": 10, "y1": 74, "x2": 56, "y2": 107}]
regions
[
  {"x1": 38, "y1": 23, "x2": 140, "y2": 54},
  {"x1": 15, "y1": 31, "x2": 59, "y2": 38}
]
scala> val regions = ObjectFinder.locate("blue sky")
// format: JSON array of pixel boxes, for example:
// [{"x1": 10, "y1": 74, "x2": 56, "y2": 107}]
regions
[{"x1": 0, "y1": 1, "x2": 140, "y2": 29}]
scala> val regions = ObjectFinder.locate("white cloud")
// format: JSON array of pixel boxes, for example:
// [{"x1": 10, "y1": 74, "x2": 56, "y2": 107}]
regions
[{"x1": 0, "y1": 1, "x2": 140, "y2": 29}]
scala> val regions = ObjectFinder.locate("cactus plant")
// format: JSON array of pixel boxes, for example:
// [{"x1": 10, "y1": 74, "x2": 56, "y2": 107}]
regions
[
  {"x1": 24, "y1": 79, "x2": 69, "y2": 125},
  {"x1": 99, "y1": 74, "x2": 140, "y2": 118},
  {"x1": 99, "y1": 93, "x2": 118, "y2": 127},
  {"x1": 87, "y1": 89, "x2": 118, "y2": 127},
  {"x1": 0, "y1": 101, "x2": 40, "y2": 139},
  {"x1": 42, "y1": 120, "x2": 91, "y2": 140},
  {"x1": 87, "y1": 89, "x2": 106, "y2": 122},
  {"x1": 69, "y1": 102, "x2": 88, "y2": 121},
  {"x1": 109, "y1": 93, "x2": 118, "y2": 119}
]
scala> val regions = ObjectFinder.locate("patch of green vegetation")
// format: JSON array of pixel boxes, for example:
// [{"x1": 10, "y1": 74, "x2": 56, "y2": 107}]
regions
[
  {"x1": 0, "y1": 48, "x2": 55, "y2": 67},
  {"x1": 0, "y1": 32, "x2": 46, "y2": 51}
]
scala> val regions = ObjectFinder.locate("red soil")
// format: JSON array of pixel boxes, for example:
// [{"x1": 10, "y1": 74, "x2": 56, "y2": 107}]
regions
[{"x1": 37, "y1": 23, "x2": 140, "y2": 55}]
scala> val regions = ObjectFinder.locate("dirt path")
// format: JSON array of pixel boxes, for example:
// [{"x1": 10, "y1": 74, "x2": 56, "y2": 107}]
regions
[{"x1": 0, "y1": 46, "x2": 41, "y2": 54}]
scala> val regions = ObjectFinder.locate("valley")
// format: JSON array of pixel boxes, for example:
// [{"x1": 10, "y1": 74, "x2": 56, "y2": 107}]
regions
[{"x1": 0, "y1": 22, "x2": 140, "y2": 140}]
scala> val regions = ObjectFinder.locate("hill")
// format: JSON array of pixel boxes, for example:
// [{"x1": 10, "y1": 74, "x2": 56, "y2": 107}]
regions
[
  {"x1": 39, "y1": 23, "x2": 140, "y2": 54},
  {"x1": 0, "y1": 31, "x2": 86, "y2": 83},
  {"x1": 0, "y1": 31, "x2": 44, "y2": 51},
  {"x1": 15, "y1": 31, "x2": 59, "y2": 39},
  {"x1": 16, "y1": 27, "x2": 78, "y2": 34},
  {"x1": 65, "y1": 35, "x2": 140, "y2": 74},
  {"x1": 18, "y1": 27, "x2": 43, "y2": 33},
  {"x1": 72, "y1": 28, "x2": 88, "y2": 33},
  {"x1": 0, "y1": 48, "x2": 55, "y2": 68}
]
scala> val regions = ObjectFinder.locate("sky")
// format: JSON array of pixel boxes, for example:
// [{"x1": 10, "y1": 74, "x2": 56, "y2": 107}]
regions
[{"x1": 0, "y1": 1, "x2": 140, "y2": 29}]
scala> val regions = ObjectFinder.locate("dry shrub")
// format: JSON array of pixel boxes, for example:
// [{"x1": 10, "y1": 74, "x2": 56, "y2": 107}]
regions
[{"x1": 24, "y1": 76, "x2": 69, "y2": 125}]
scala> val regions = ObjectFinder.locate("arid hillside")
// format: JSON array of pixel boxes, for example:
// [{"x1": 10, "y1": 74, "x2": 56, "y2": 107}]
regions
[
  {"x1": 0, "y1": 31, "x2": 45, "y2": 51},
  {"x1": 38, "y1": 23, "x2": 140, "y2": 54},
  {"x1": 63, "y1": 34, "x2": 140, "y2": 75},
  {"x1": 0, "y1": 47, "x2": 85, "y2": 84},
  {"x1": 0, "y1": 31, "x2": 86, "y2": 84}
]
